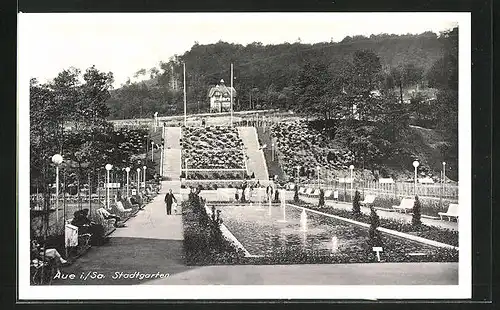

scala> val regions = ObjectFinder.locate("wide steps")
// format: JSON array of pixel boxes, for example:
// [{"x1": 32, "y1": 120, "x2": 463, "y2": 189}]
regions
[{"x1": 238, "y1": 127, "x2": 269, "y2": 182}]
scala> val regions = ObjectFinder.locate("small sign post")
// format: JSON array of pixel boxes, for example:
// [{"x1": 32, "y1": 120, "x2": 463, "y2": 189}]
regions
[{"x1": 372, "y1": 247, "x2": 383, "y2": 262}]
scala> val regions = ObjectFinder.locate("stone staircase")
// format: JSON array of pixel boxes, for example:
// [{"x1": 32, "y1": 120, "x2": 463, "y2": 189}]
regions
[
  {"x1": 237, "y1": 127, "x2": 270, "y2": 184},
  {"x1": 162, "y1": 127, "x2": 182, "y2": 200}
]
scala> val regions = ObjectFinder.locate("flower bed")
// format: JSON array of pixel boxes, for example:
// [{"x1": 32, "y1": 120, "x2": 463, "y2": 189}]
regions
[
  {"x1": 293, "y1": 200, "x2": 458, "y2": 247},
  {"x1": 183, "y1": 170, "x2": 247, "y2": 180},
  {"x1": 181, "y1": 126, "x2": 246, "y2": 170},
  {"x1": 181, "y1": 194, "x2": 245, "y2": 265},
  {"x1": 219, "y1": 205, "x2": 457, "y2": 264}
]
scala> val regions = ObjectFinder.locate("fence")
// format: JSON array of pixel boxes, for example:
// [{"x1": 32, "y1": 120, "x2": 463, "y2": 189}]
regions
[{"x1": 298, "y1": 180, "x2": 458, "y2": 202}]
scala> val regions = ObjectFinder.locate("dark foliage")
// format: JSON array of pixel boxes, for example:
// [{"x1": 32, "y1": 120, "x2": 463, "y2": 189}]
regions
[
  {"x1": 412, "y1": 195, "x2": 422, "y2": 226},
  {"x1": 352, "y1": 190, "x2": 361, "y2": 216}
]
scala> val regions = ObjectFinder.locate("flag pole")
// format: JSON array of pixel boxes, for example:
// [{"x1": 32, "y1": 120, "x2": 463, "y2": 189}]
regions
[
  {"x1": 183, "y1": 62, "x2": 187, "y2": 127},
  {"x1": 230, "y1": 63, "x2": 233, "y2": 126}
]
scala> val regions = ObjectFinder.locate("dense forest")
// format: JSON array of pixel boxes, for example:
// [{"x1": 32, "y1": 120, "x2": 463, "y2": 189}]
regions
[
  {"x1": 106, "y1": 31, "x2": 450, "y2": 119},
  {"x1": 105, "y1": 28, "x2": 458, "y2": 179}
]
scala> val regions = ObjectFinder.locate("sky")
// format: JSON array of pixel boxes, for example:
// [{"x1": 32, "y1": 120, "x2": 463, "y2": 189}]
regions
[{"x1": 19, "y1": 13, "x2": 459, "y2": 88}]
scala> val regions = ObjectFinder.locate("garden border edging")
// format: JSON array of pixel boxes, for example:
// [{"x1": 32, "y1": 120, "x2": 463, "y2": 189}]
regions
[
  {"x1": 286, "y1": 203, "x2": 458, "y2": 251},
  {"x1": 205, "y1": 204, "x2": 253, "y2": 257}
]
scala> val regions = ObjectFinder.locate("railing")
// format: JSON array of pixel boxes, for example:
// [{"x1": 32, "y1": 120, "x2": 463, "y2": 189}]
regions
[{"x1": 297, "y1": 180, "x2": 459, "y2": 201}]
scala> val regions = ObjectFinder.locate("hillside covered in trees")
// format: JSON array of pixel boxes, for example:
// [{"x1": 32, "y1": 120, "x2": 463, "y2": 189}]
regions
[
  {"x1": 105, "y1": 28, "x2": 458, "y2": 179},
  {"x1": 106, "y1": 31, "x2": 447, "y2": 118}
]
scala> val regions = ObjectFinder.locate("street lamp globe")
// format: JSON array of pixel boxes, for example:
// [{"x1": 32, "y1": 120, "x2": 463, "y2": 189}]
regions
[
  {"x1": 143, "y1": 166, "x2": 147, "y2": 170},
  {"x1": 125, "y1": 167, "x2": 130, "y2": 172},
  {"x1": 349, "y1": 165, "x2": 354, "y2": 170},
  {"x1": 105, "y1": 164, "x2": 113, "y2": 171},
  {"x1": 136, "y1": 168, "x2": 141, "y2": 173},
  {"x1": 442, "y1": 162, "x2": 446, "y2": 166},
  {"x1": 412, "y1": 161, "x2": 419, "y2": 168},
  {"x1": 52, "y1": 154, "x2": 63, "y2": 165}
]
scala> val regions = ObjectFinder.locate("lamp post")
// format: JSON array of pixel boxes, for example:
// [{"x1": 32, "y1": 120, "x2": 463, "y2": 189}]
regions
[
  {"x1": 51, "y1": 154, "x2": 63, "y2": 222},
  {"x1": 125, "y1": 167, "x2": 130, "y2": 197},
  {"x1": 105, "y1": 164, "x2": 113, "y2": 209},
  {"x1": 413, "y1": 160, "x2": 419, "y2": 196},
  {"x1": 136, "y1": 168, "x2": 141, "y2": 195},
  {"x1": 151, "y1": 141, "x2": 155, "y2": 161},
  {"x1": 349, "y1": 165, "x2": 354, "y2": 201},
  {"x1": 442, "y1": 161, "x2": 446, "y2": 198},
  {"x1": 143, "y1": 166, "x2": 147, "y2": 190},
  {"x1": 316, "y1": 166, "x2": 321, "y2": 189},
  {"x1": 185, "y1": 158, "x2": 189, "y2": 180},
  {"x1": 296, "y1": 165, "x2": 300, "y2": 183},
  {"x1": 271, "y1": 142, "x2": 275, "y2": 161},
  {"x1": 160, "y1": 145, "x2": 164, "y2": 176},
  {"x1": 154, "y1": 112, "x2": 158, "y2": 132}
]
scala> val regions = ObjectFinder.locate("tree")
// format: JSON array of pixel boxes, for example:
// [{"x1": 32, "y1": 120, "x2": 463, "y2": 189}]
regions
[
  {"x1": 368, "y1": 206, "x2": 382, "y2": 247},
  {"x1": 351, "y1": 49, "x2": 382, "y2": 94},
  {"x1": 390, "y1": 63, "x2": 424, "y2": 104},
  {"x1": 318, "y1": 189, "x2": 325, "y2": 208},
  {"x1": 412, "y1": 195, "x2": 422, "y2": 226},
  {"x1": 352, "y1": 190, "x2": 361, "y2": 216},
  {"x1": 292, "y1": 61, "x2": 336, "y2": 119},
  {"x1": 293, "y1": 185, "x2": 299, "y2": 203}
]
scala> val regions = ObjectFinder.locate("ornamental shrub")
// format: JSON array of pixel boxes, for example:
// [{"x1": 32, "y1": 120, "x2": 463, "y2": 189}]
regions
[
  {"x1": 352, "y1": 190, "x2": 361, "y2": 217},
  {"x1": 368, "y1": 207, "x2": 383, "y2": 247},
  {"x1": 318, "y1": 189, "x2": 325, "y2": 208},
  {"x1": 412, "y1": 195, "x2": 422, "y2": 226},
  {"x1": 293, "y1": 185, "x2": 299, "y2": 203}
]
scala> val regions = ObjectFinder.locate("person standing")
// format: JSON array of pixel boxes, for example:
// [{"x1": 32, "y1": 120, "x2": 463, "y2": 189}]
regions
[{"x1": 164, "y1": 189, "x2": 177, "y2": 215}]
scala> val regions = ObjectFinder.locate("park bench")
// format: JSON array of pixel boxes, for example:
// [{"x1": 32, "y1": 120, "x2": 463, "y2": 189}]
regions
[
  {"x1": 360, "y1": 194, "x2": 377, "y2": 207},
  {"x1": 305, "y1": 188, "x2": 314, "y2": 195},
  {"x1": 298, "y1": 187, "x2": 306, "y2": 194},
  {"x1": 95, "y1": 208, "x2": 117, "y2": 235},
  {"x1": 391, "y1": 198, "x2": 415, "y2": 213},
  {"x1": 324, "y1": 190, "x2": 333, "y2": 198},
  {"x1": 438, "y1": 203, "x2": 459, "y2": 221},
  {"x1": 132, "y1": 196, "x2": 145, "y2": 210},
  {"x1": 113, "y1": 201, "x2": 133, "y2": 219},
  {"x1": 311, "y1": 189, "x2": 320, "y2": 196},
  {"x1": 122, "y1": 198, "x2": 140, "y2": 215}
]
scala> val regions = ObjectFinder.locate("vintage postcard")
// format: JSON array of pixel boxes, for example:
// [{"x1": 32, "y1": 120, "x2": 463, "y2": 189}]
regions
[{"x1": 18, "y1": 12, "x2": 471, "y2": 300}]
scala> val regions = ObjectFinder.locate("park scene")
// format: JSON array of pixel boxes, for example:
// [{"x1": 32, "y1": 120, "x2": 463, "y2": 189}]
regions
[{"x1": 26, "y1": 14, "x2": 460, "y2": 288}]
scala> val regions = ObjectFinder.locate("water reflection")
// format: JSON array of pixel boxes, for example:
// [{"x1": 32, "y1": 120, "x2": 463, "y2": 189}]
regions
[{"x1": 221, "y1": 205, "x2": 367, "y2": 256}]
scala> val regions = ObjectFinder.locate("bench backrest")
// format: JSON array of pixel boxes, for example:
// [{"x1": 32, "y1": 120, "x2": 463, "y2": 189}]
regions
[
  {"x1": 401, "y1": 198, "x2": 415, "y2": 208},
  {"x1": 96, "y1": 208, "x2": 106, "y2": 219},
  {"x1": 299, "y1": 187, "x2": 306, "y2": 194},
  {"x1": 324, "y1": 190, "x2": 333, "y2": 197},
  {"x1": 364, "y1": 195, "x2": 376, "y2": 203},
  {"x1": 447, "y1": 203, "x2": 459, "y2": 216},
  {"x1": 333, "y1": 190, "x2": 339, "y2": 199},
  {"x1": 312, "y1": 189, "x2": 320, "y2": 195},
  {"x1": 305, "y1": 188, "x2": 313, "y2": 195},
  {"x1": 116, "y1": 201, "x2": 128, "y2": 212}
]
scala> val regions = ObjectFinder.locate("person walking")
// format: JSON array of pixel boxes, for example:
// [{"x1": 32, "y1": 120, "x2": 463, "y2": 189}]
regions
[{"x1": 164, "y1": 189, "x2": 177, "y2": 215}]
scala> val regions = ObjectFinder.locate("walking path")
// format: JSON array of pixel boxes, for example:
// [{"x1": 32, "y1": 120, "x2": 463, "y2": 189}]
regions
[
  {"x1": 52, "y1": 182, "x2": 188, "y2": 285},
  {"x1": 147, "y1": 262, "x2": 457, "y2": 285},
  {"x1": 238, "y1": 126, "x2": 269, "y2": 182},
  {"x1": 51, "y1": 184, "x2": 457, "y2": 286},
  {"x1": 299, "y1": 195, "x2": 458, "y2": 230},
  {"x1": 163, "y1": 127, "x2": 182, "y2": 201}
]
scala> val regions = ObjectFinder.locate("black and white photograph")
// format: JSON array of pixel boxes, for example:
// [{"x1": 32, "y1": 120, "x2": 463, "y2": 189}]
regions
[{"x1": 18, "y1": 12, "x2": 471, "y2": 300}]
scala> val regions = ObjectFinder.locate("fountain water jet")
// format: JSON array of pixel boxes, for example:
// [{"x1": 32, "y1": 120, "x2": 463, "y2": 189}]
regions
[
  {"x1": 331, "y1": 236, "x2": 339, "y2": 253},
  {"x1": 300, "y1": 208, "x2": 308, "y2": 232}
]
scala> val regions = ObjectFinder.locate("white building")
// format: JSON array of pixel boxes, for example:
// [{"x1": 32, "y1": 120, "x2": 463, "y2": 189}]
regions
[{"x1": 208, "y1": 79, "x2": 237, "y2": 113}]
